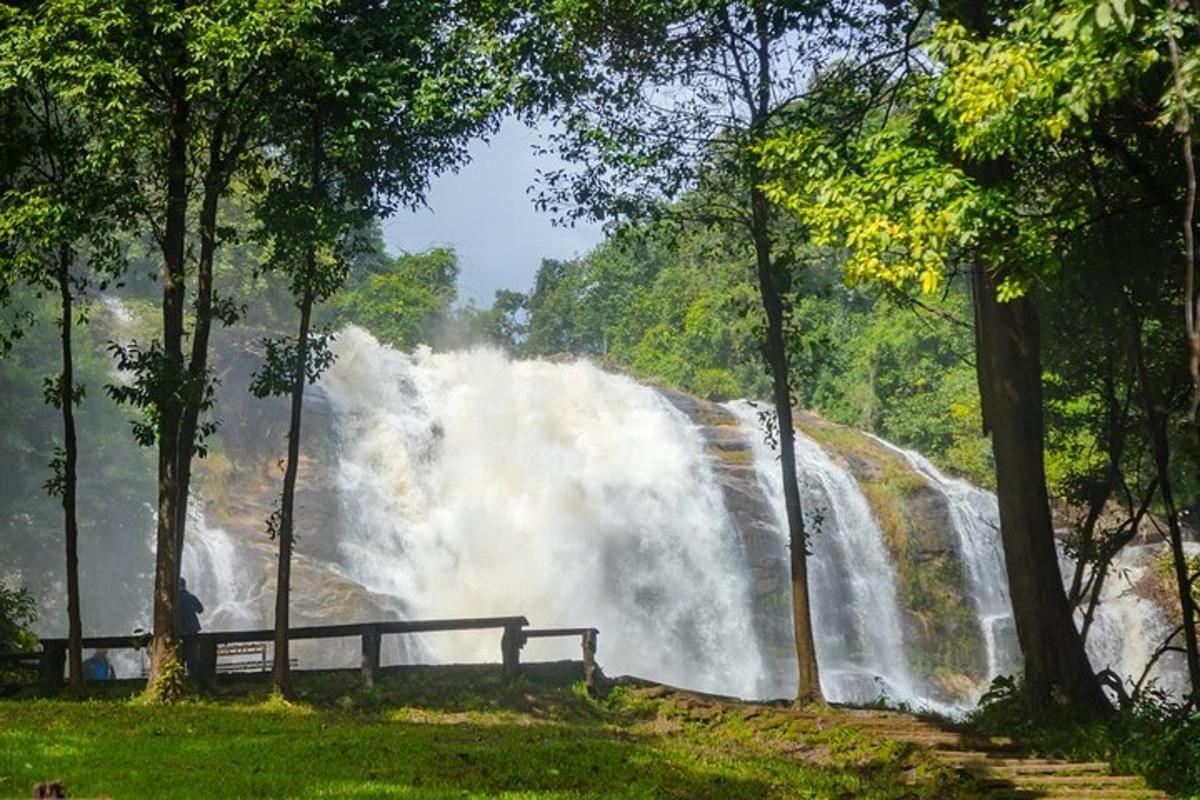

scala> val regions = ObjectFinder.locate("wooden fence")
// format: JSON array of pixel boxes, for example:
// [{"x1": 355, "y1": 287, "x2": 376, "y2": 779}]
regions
[{"x1": 18, "y1": 616, "x2": 600, "y2": 696}]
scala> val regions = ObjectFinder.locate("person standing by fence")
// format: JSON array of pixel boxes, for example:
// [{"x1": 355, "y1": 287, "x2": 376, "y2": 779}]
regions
[{"x1": 178, "y1": 577, "x2": 204, "y2": 674}]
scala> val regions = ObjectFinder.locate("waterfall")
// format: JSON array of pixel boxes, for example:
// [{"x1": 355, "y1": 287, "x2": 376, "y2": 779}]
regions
[
  {"x1": 24, "y1": 315, "x2": 1190, "y2": 707},
  {"x1": 1065, "y1": 541, "x2": 1197, "y2": 699},
  {"x1": 317, "y1": 326, "x2": 765, "y2": 696},
  {"x1": 868, "y1": 439, "x2": 1021, "y2": 682},
  {"x1": 104, "y1": 503, "x2": 260, "y2": 678},
  {"x1": 727, "y1": 401, "x2": 947, "y2": 710},
  {"x1": 180, "y1": 504, "x2": 262, "y2": 632}
]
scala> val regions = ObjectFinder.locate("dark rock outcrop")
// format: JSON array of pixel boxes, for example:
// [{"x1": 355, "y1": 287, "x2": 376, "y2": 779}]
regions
[{"x1": 656, "y1": 389, "x2": 796, "y2": 699}]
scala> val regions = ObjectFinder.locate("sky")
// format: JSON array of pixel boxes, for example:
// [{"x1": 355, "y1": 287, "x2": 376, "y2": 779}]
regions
[{"x1": 381, "y1": 118, "x2": 605, "y2": 307}]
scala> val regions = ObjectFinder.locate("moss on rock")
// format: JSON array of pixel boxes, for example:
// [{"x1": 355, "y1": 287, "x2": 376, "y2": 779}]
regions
[{"x1": 796, "y1": 413, "x2": 986, "y2": 702}]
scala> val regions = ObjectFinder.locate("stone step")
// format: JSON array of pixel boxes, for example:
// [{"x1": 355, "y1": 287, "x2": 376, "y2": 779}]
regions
[
  {"x1": 890, "y1": 733, "x2": 1022, "y2": 752},
  {"x1": 983, "y1": 774, "x2": 1144, "y2": 787},
  {"x1": 950, "y1": 759, "x2": 1112, "y2": 776},
  {"x1": 989, "y1": 789, "x2": 1163, "y2": 799},
  {"x1": 936, "y1": 758, "x2": 1104, "y2": 777},
  {"x1": 784, "y1": 706, "x2": 1164, "y2": 798}
]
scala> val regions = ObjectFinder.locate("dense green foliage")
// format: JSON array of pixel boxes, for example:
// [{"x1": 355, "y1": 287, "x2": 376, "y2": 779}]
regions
[
  {"x1": 0, "y1": 583, "x2": 36, "y2": 654},
  {"x1": 326, "y1": 248, "x2": 461, "y2": 351}
]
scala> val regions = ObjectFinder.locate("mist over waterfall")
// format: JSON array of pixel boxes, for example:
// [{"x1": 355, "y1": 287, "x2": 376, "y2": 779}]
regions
[{"x1": 319, "y1": 326, "x2": 765, "y2": 696}]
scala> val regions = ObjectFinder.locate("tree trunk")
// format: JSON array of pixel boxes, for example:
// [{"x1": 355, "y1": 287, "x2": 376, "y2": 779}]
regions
[
  {"x1": 173, "y1": 132, "x2": 226, "y2": 587},
  {"x1": 750, "y1": 182, "x2": 822, "y2": 703},
  {"x1": 56, "y1": 249, "x2": 82, "y2": 694},
  {"x1": 273, "y1": 286, "x2": 314, "y2": 696},
  {"x1": 1131, "y1": 320, "x2": 1200, "y2": 700},
  {"x1": 147, "y1": 69, "x2": 190, "y2": 695},
  {"x1": 973, "y1": 265, "x2": 1109, "y2": 714}
]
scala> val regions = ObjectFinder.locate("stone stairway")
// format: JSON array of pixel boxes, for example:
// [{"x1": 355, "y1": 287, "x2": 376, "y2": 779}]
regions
[{"x1": 831, "y1": 710, "x2": 1168, "y2": 799}]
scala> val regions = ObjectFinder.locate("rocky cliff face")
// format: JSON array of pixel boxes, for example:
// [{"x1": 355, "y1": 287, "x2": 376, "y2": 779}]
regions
[
  {"x1": 655, "y1": 393, "x2": 989, "y2": 703},
  {"x1": 791, "y1": 413, "x2": 987, "y2": 701},
  {"x1": 657, "y1": 389, "x2": 796, "y2": 699}
]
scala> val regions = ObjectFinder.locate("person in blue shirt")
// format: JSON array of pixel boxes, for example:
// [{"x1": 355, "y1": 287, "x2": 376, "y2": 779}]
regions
[
  {"x1": 178, "y1": 577, "x2": 205, "y2": 674},
  {"x1": 81, "y1": 648, "x2": 116, "y2": 681}
]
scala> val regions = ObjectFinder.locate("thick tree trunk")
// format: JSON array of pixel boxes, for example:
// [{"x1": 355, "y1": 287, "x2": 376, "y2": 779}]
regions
[
  {"x1": 273, "y1": 287, "x2": 314, "y2": 696},
  {"x1": 147, "y1": 70, "x2": 190, "y2": 695},
  {"x1": 973, "y1": 266, "x2": 1109, "y2": 714},
  {"x1": 56, "y1": 250, "x2": 82, "y2": 694},
  {"x1": 750, "y1": 183, "x2": 822, "y2": 703},
  {"x1": 1131, "y1": 322, "x2": 1200, "y2": 699}
]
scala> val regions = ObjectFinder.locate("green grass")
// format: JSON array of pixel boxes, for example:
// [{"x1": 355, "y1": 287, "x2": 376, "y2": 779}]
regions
[{"x1": 0, "y1": 667, "x2": 986, "y2": 799}]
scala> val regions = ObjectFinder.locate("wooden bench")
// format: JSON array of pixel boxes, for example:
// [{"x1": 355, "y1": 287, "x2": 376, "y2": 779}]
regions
[
  {"x1": 131, "y1": 641, "x2": 322, "y2": 678},
  {"x1": 214, "y1": 643, "x2": 299, "y2": 674}
]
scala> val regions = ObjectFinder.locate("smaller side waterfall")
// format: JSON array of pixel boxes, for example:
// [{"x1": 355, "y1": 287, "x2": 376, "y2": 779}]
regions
[
  {"x1": 181, "y1": 505, "x2": 262, "y2": 632},
  {"x1": 1064, "y1": 541, "x2": 1197, "y2": 699},
  {"x1": 870, "y1": 440, "x2": 1020, "y2": 683},
  {"x1": 728, "y1": 402, "x2": 934, "y2": 709}
]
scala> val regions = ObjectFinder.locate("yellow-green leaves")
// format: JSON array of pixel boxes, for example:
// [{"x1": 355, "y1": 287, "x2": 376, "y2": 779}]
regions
[
  {"x1": 930, "y1": 7, "x2": 1150, "y2": 158},
  {"x1": 757, "y1": 0, "x2": 1171, "y2": 305},
  {"x1": 759, "y1": 126, "x2": 982, "y2": 298}
]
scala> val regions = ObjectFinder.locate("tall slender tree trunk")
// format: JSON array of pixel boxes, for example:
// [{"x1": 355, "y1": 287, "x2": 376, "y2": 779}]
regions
[
  {"x1": 56, "y1": 248, "x2": 82, "y2": 694},
  {"x1": 1131, "y1": 320, "x2": 1200, "y2": 699},
  {"x1": 273, "y1": 285, "x2": 314, "y2": 696},
  {"x1": 172, "y1": 140, "x2": 225, "y2": 589},
  {"x1": 973, "y1": 265, "x2": 1109, "y2": 714},
  {"x1": 273, "y1": 110, "x2": 324, "y2": 696},
  {"x1": 750, "y1": 181, "x2": 822, "y2": 703},
  {"x1": 147, "y1": 68, "x2": 190, "y2": 695}
]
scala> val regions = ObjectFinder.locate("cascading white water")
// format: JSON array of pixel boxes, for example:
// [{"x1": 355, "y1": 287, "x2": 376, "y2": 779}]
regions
[
  {"x1": 883, "y1": 440, "x2": 1191, "y2": 701},
  {"x1": 869, "y1": 439, "x2": 1020, "y2": 683},
  {"x1": 317, "y1": 326, "x2": 766, "y2": 696},
  {"x1": 78, "y1": 308, "x2": 1192, "y2": 705},
  {"x1": 180, "y1": 504, "x2": 262, "y2": 632},
  {"x1": 1063, "y1": 541, "x2": 1197, "y2": 699},
  {"x1": 726, "y1": 401, "x2": 933, "y2": 709},
  {"x1": 104, "y1": 503, "x2": 260, "y2": 678}
]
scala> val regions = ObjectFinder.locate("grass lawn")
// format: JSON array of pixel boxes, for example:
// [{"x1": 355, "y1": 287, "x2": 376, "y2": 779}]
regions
[{"x1": 0, "y1": 665, "x2": 986, "y2": 799}]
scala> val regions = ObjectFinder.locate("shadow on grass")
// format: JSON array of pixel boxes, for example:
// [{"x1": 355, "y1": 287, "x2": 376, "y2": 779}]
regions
[{"x1": 1, "y1": 665, "x2": 991, "y2": 799}]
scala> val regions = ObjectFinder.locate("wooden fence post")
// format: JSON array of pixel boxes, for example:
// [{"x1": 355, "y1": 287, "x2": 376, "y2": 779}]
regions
[
  {"x1": 581, "y1": 629, "x2": 599, "y2": 697},
  {"x1": 361, "y1": 626, "x2": 381, "y2": 689},
  {"x1": 39, "y1": 641, "x2": 65, "y2": 696},
  {"x1": 194, "y1": 635, "x2": 218, "y2": 687},
  {"x1": 501, "y1": 624, "x2": 522, "y2": 679}
]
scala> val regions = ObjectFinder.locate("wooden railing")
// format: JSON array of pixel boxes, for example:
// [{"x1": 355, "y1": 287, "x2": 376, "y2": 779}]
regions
[
  {"x1": 521, "y1": 627, "x2": 599, "y2": 694},
  {"x1": 22, "y1": 616, "x2": 602, "y2": 695}
]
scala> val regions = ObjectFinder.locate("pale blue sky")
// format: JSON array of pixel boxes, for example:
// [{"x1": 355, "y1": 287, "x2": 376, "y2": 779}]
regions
[{"x1": 382, "y1": 119, "x2": 605, "y2": 306}]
